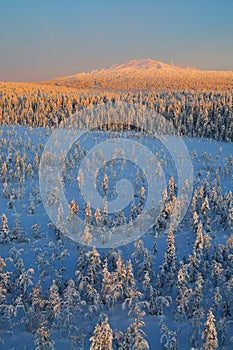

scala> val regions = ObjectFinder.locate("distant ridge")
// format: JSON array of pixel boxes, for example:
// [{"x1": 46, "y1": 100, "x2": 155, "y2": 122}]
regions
[
  {"x1": 105, "y1": 59, "x2": 174, "y2": 71},
  {"x1": 47, "y1": 59, "x2": 233, "y2": 91}
]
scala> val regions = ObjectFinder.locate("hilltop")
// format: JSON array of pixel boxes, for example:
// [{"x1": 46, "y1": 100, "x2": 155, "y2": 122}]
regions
[{"x1": 47, "y1": 58, "x2": 233, "y2": 91}]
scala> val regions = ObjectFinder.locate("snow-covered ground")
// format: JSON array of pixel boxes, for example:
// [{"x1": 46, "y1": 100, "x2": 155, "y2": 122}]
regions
[{"x1": 0, "y1": 125, "x2": 232, "y2": 349}]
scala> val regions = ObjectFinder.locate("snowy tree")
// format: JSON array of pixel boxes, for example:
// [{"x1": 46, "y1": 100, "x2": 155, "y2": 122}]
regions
[
  {"x1": 81, "y1": 225, "x2": 92, "y2": 245},
  {"x1": 68, "y1": 198, "x2": 79, "y2": 221},
  {"x1": 226, "y1": 233, "x2": 233, "y2": 253},
  {"x1": 15, "y1": 267, "x2": 34, "y2": 306},
  {"x1": 102, "y1": 173, "x2": 109, "y2": 194},
  {"x1": 26, "y1": 283, "x2": 45, "y2": 332},
  {"x1": 153, "y1": 231, "x2": 158, "y2": 255},
  {"x1": 163, "y1": 224, "x2": 177, "y2": 290},
  {"x1": 202, "y1": 308, "x2": 218, "y2": 350},
  {"x1": 125, "y1": 260, "x2": 136, "y2": 294},
  {"x1": 0, "y1": 213, "x2": 9, "y2": 241},
  {"x1": 140, "y1": 248, "x2": 153, "y2": 280},
  {"x1": 56, "y1": 203, "x2": 65, "y2": 238},
  {"x1": 49, "y1": 280, "x2": 61, "y2": 321},
  {"x1": 168, "y1": 175, "x2": 175, "y2": 200},
  {"x1": 0, "y1": 257, "x2": 11, "y2": 319},
  {"x1": 203, "y1": 233, "x2": 212, "y2": 260},
  {"x1": 129, "y1": 313, "x2": 149, "y2": 350},
  {"x1": 90, "y1": 317, "x2": 113, "y2": 350},
  {"x1": 165, "y1": 224, "x2": 176, "y2": 266},
  {"x1": 160, "y1": 322, "x2": 178, "y2": 350},
  {"x1": 131, "y1": 240, "x2": 145, "y2": 266},
  {"x1": 35, "y1": 324, "x2": 55, "y2": 350},
  {"x1": 192, "y1": 211, "x2": 199, "y2": 231},
  {"x1": 101, "y1": 258, "x2": 111, "y2": 307},
  {"x1": 85, "y1": 246, "x2": 102, "y2": 287},
  {"x1": 94, "y1": 208, "x2": 102, "y2": 225},
  {"x1": 2, "y1": 181, "x2": 9, "y2": 199},
  {"x1": 193, "y1": 222, "x2": 204, "y2": 258},
  {"x1": 61, "y1": 279, "x2": 84, "y2": 336},
  {"x1": 201, "y1": 196, "x2": 211, "y2": 230},
  {"x1": 85, "y1": 202, "x2": 92, "y2": 223},
  {"x1": 176, "y1": 265, "x2": 192, "y2": 318},
  {"x1": 213, "y1": 287, "x2": 222, "y2": 312},
  {"x1": 217, "y1": 318, "x2": 226, "y2": 347}
]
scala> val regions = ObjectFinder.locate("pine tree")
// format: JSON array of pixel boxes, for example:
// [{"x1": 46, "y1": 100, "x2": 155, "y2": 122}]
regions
[
  {"x1": 201, "y1": 196, "x2": 210, "y2": 229},
  {"x1": 102, "y1": 173, "x2": 109, "y2": 194},
  {"x1": 3, "y1": 181, "x2": 9, "y2": 199},
  {"x1": 86, "y1": 246, "x2": 102, "y2": 287},
  {"x1": 90, "y1": 317, "x2": 113, "y2": 350},
  {"x1": 130, "y1": 196, "x2": 136, "y2": 220},
  {"x1": 160, "y1": 322, "x2": 178, "y2": 350},
  {"x1": 62, "y1": 279, "x2": 82, "y2": 336},
  {"x1": 153, "y1": 231, "x2": 158, "y2": 255},
  {"x1": 176, "y1": 265, "x2": 191, "y2": 318},
  {"x1": 81, "y1": 225, "x2": 92, "y2": 245},
  {"x1": 211, "y1": 260, "x2": 224, "y2": 287},
  {"x1": 85, "y1": 202, "x2": 92, "y2": 223},
  {"x1": 125, "y1": 260, "x2": 136, "y2": 296},
  {"x1": 169, "y1": 175, "x2": 175, "y2": 200},
  {"x1": 26, "y1": 283, "x2": 45, "y2": 332},
  {"x1": 165, "y1": 224, "x2": 176, "y2": 266},
  {"x1": 192, "y1": 273, "x2": 204, "y2": 317},
  {"x1": 213, "y1": 287, "x2": 222, "y2": 311},
  {"x1": 163, "y1": 224, "x2": 176, "y2": 290},
  {"x1": 102, "y1": 196, "x2": 108, "y2": 225},
  {"x1": 192, "y1": 190, "x2": 198, "y2": 214},
  {"x1": 192, "y1": 211, "x2": 199, "y2": 231},
  {"x1": 49, "y1": 280, "x2": 61, "y2": 321},
  {"x1": 202, "y1": 308, "x2": 218, "y2": 350},
  {"x1": 29, "y1": 198, "x2": 35, "y2": 215},
  {"x1": 217, "y1": 318, "x2": 226, "y2": 347},
  {"x1": 77, "y1": 168, "x2": 84, "y2": 186},
  {"x1": 1, "y1": 162, "x2": 7, "y2": 183},
  {"x1": 194, "y1": 222, "x2": 204, "y2": 258},
  {"x1": 139, "y1": 248, "x2": 153, "y2": 283},
  {"x1": 130, "y1": 313, "x2": 149, "y2": 350},
  {"x1": 139, "y1": 186, "x2": 145, "y2": 212},
  {"x1": 56, "y1": 203, "x2": 65, "y2": 237},
  {"x1": 226, "y1": 233, "x2": 233, "y2": 253},
  {"x1": 116, "y1": 253, "x2": 126, "y2": 287},
  {"x1": 35, "y1": 324, "x2": 55, "y2": 350},
  {"x1": 69, "y1": 198, "x2": 79, "y2": 217},
  {"x1": 94, "y1": 208, "x2": 102, "y2": 225},
  {"x1": 15, "y1": 267, "x2": 34, "y2": 306},
  {"x1": 0, "y1": 213, "x2": 9, "y2": 241},
  {"x1": 0, "y1": 257, "x2": 11, "y2": 318},
  {"x1": 101, "y1": 258, "x2": 111, "y2": 307},
  {"x1": 203, "y1": 233, "x2": 212, "y2": 260}
]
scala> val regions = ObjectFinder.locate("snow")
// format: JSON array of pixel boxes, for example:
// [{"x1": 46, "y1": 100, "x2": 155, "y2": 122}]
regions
[{"x1": 0, "y1": 125, "x2": 232, "y2": 349}]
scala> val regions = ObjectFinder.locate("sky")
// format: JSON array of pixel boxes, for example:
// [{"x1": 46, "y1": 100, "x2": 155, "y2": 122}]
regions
[{"x1": 0, "y1": 0, "x2": 233, "y2": 82}]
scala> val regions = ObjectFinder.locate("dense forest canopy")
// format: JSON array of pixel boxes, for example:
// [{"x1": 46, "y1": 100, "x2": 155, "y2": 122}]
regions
[{"x1": 0, "y1": 82, "x2": 232, "y2": 141}]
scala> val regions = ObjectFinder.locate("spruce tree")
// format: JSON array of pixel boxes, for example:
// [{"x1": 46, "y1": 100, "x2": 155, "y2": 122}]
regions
[
  {"x1": 90, "y1": 317, "x2": 113, "y2": 350},
  {"x1": 202, "y1": 308, "x2": 218, "y2": 350}
]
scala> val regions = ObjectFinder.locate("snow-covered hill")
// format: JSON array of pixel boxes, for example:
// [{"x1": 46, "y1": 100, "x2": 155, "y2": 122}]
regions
[
  {"x1": 0, "y1": 122, "x2": 232, "y2": 349},
  {"x1": 47, "y1": 58, "x2": 233, "y2": 91}
]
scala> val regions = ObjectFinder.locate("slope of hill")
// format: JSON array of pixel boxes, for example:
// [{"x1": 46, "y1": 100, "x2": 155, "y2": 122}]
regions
[
  {"x1": 0, "y1": 124, "x2": 232, "y2": 349},
  {"x1": 47, "y1": 59, "x2": 233, "y2": 91}
]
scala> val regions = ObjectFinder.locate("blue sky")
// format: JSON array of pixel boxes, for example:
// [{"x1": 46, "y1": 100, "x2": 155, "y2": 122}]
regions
[{"x1": 0, "y1": 0, "x2": 233, "y2": 81}]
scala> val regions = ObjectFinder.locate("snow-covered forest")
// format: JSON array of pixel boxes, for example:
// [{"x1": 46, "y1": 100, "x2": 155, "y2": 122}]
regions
[
  {"x1": 0, "y1": 83, "x2": 232, "y2": 142},
  {"x1": 0, "y1": 83, "x2": 232, "y2": 349}
]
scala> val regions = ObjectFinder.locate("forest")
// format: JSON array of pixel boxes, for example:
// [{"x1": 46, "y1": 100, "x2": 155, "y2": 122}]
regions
[{"x1": 0, "y1": 82, "x2": 232, "y2": 349}]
